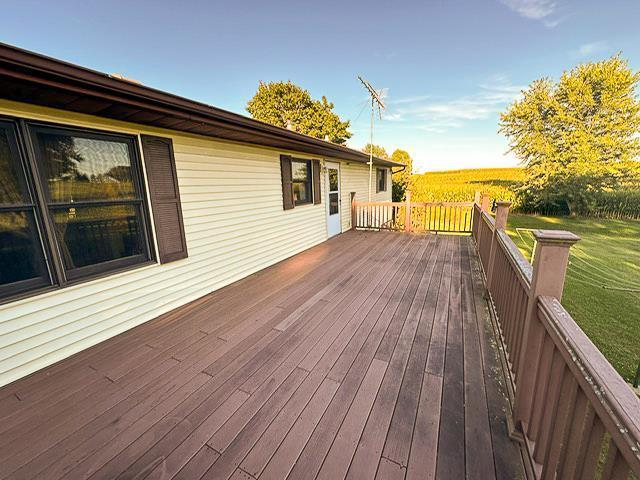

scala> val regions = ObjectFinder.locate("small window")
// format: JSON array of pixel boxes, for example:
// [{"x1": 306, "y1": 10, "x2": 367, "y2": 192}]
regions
[
  {"x1": 377, "y1": 168, "x2": 387, "y2": 192},
  {"x1": 291, "y1": 159, "x2": 312, "y2": 206}
]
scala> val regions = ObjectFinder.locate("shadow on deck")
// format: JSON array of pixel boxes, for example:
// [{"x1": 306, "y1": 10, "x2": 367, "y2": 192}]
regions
[{"x1": 0, "y1": 230, "x2": 526, "y2": 480}]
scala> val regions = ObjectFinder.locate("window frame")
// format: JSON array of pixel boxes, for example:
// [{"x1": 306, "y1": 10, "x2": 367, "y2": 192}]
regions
[
  {"x1": 0, "y1": 116, "x2": 156, "y2": 304},
  {"x1": 377, "y1": 168, "x2": 387, "y2": 193},
  {"x1": 291, "y1": 158, "x2": 313, "y2": 206}
]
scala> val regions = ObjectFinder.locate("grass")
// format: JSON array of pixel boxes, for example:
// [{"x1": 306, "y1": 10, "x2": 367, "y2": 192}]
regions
[{"x1": 506, "y1": 214, "x2": 640, "y2": 383}]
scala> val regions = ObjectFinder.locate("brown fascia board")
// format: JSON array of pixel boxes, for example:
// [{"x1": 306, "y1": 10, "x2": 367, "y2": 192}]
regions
[{"x1": 0, "y1": 43, "x2": 401, "y2": 168}]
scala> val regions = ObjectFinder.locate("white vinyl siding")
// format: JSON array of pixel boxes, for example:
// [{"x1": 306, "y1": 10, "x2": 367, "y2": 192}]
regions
[
  {"x1": 340, "y1": 162, "x2": 392, "y2": 232},
  {"x1": 0, "y1": 100, "x2": 342, "y2": 387}
]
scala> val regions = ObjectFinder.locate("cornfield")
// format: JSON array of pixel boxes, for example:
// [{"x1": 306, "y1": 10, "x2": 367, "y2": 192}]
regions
[
  {"x1": 586, "y1": 189, "x2": 640, "y2": 220},
  {"x1": 410, "y1": 168, "x2": 524, "y2": 206},
  {"x1": 410, "y1": 167, "x2": 640, "y2": 219}
]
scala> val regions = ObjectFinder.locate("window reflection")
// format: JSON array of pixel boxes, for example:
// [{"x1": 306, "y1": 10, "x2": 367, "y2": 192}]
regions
[
  {"x1": 377, "y1": 168, "x2": 387, "y2": 192},
  {"x1": 291, "y1": 160, "x2": 312, "y2": 205},
  {"x1": 329, "y1": 169, "x2": 338, "y2": 192},
  {"x1": 0, "y1": 130, "x2": 28, "y2": 205},
  {"x1": 51, "y1": 205, "x2": 144, "y2": 270},
  {"x1": 0, "y1": 122, "x2": 50, "y2": 296},
  {"x1": 37, "y1": 133, "x2": 136, "y2": 203},
  {"x1": 0, "y1": 212, "x2": 48, "y2": 286},
  {"x1": 329, "y1": 192, "x2": 339, "y2": 215}
]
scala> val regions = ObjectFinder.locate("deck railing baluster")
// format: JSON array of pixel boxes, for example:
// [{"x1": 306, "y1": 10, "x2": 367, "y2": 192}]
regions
[{"x1": 580, "y1": 417, "x2": 606, "y2": 478}]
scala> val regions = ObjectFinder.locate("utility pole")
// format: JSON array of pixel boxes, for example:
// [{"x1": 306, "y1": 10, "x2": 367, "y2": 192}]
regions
[{"x1": 358, "y1": 76, "x2": 385, "y2": 201}]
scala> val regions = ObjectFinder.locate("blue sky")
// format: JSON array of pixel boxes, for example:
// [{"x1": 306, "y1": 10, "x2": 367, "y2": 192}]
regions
[{"x1": 2, "y1": 0, "x2": 640, "y2": 172}]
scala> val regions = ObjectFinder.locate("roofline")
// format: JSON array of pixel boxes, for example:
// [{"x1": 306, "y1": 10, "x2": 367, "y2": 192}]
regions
[{"x1": 0, "y1": 42, "x2": 402, "y2": 168}]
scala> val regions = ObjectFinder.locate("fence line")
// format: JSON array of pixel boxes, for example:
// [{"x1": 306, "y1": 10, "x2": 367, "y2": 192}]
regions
[{"x1": 352, "y1": 192, "x2": 475, "y2": 234}]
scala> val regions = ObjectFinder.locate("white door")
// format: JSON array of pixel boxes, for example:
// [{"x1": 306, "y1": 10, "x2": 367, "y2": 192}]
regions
[{"x1": 325, "y1": 162, "x2": 341, "y2": 237}]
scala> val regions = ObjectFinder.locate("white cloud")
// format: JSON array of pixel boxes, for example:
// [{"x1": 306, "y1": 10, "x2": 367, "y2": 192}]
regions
[
  {"x1": 575, "y1": 41, "x2": 608, "y2": 58},
  {"x1": 383, "y1": 112, "x2": 404, "y2": 122},
  {"x1": 349, "y1": 76, "x2": 526, "y2": 170},
  {"x1": 384, "y1": 76, "x2": 525, "y2": 133},
  {"x1": 499, "y1": 0, "x2": 559, "y2": 26},
  {"x1": 387, "y1": 95, "x2": 432, "y2": 105}
]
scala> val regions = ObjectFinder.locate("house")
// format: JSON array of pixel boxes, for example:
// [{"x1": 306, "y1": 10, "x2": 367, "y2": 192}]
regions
[
  {"x1": 0, "y1": 43, "x2": 399, "y2": 387},
  {"x1": 1, "y1": 43, "x2": 638, "y2": 480}
]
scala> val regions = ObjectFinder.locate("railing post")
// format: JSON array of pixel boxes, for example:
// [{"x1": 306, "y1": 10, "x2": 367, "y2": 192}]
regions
[
  {"x1": 512, "y1": 230, "x2": 580, "y2": 433},
  {"x1": 481, "y1": 193, "x2": 490, "y2": 212},
  {"x1": 404, "y1": 190, "x2": 412, "y2": 232},
  {"x1": 475, "y1": 194, "x2": 491, "y2": 250},
  {"x1": 350, "y1": 192, "x2": 357, "y2": 230},
  {"x1": 471, "y1": 192, "x2": 481, "y2": 242},
  {"x1": 485, "y1": 201, "x2": 511, "y2": 290}
]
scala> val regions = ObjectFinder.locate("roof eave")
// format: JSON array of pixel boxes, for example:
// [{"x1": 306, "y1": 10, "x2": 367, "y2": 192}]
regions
[{"x1": 0, "y1": 42, "x2": 402, "y2": 168}]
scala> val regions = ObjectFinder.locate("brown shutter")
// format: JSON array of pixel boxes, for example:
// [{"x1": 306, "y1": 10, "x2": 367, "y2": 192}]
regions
[
  {"x1": 312, "y1": 159, "x2": 321, "y2": 204},
  {"x1": 141, "y1": 135, "x2": 188, "y2": 263},
  {"x1": 280, "y1": 155, "x2": 294, "y2": 210},
  {"x1": 376, "y1": 169, "x2": 381, "y2": 193}
]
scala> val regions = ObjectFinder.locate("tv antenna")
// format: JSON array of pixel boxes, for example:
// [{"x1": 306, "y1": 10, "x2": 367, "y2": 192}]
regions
[{"x1": 358, "y1": 76, "x2": 386, "y2": 201}]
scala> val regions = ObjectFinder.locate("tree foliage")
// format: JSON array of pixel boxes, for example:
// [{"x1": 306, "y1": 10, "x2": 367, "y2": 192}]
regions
[
  {"x1": 500, "y1": 55, "x2": 640, "y2": 215},
  {"x1": 361, "y1": 143, "x2": 389, "y2": 159},
  {"x1": 390, "y1": 149, "x2": 413, "y2": 201},
  {"x1": 246, "y1": 81, "x2": 352, "y2": 145}
]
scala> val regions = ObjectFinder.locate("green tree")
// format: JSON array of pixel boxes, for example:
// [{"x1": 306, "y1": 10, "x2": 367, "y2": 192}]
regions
[
  {"x1": 500, "y1": 55, "x2": 640, "y2": 215},
  {"x1": 390, "y1": 149, "x2": 413, "y2": 201},
  {"x1": 246, "y1": 81, "x2": 352, "y2": 145},
  {"x1": 361, "y1": 143, "x2": 389, "y2": 159}
]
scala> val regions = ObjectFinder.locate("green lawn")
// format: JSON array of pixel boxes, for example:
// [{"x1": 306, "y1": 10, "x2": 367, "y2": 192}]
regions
[{"x1": 505, "y1": 214, "x2": 640, "y2": 383}]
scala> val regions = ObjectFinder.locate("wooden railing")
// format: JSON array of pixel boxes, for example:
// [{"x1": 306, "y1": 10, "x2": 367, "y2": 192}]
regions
[
  {"x1": 472, "y1": 201, "x2": 640, "y2": 479},
  {"x1": 352, "y1": 192, "x2": 474, "y2": 233}
]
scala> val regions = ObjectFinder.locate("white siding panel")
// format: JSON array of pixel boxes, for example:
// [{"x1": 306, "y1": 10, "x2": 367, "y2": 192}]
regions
[{"x1": 0, "y1": 100, "x2": 337, "y2": 387}]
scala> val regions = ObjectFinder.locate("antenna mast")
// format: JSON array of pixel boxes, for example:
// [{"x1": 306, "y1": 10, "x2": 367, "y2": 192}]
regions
[{"x1": 358, "y1": 76, "x2": 386, "y2": 201}]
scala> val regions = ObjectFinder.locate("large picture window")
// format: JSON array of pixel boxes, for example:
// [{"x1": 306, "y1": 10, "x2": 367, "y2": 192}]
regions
[{"x1": 0, "y1": 119, "x2": 154, "y2": 302}]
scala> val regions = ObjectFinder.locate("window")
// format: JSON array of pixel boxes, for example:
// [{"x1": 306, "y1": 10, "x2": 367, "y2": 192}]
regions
[
  {"x1": 0, "y1": 118, "x2": 154, "y2": 302},
  {"x1": 328, "y1": 167, "x2": 339, "y2": 215},
  {"x1": 377, "y1": 168, "x2": 387, "y2": 193},
  {"x1": 280, "y1": 156, "x2": 320, "y2": 210},
  {"x1": 291, "y1": 159, "x2": 312, "y2": 206},
  {"x1": 0, "y1": 121, "x2": 50, "y2": 299},
  {"x1": 30, "y1": 126, "x2": 150, "y2": 280}
]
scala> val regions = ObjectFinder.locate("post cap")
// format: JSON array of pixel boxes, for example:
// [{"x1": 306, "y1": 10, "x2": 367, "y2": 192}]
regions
[
  {"x1": 495, "y1": 201, "x2": 512, "y2": 208},
  {"x1": 532, "y1": 229, "x2": 580, "y2": 245}
]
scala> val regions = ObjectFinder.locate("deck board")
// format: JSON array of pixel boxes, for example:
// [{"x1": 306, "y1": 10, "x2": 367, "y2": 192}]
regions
[
  {"x1": 0, "y1": 231, "x2": 525, "y2": 480},
  {"x1": 436, "y1": 237, "x2": 466, "y2": 480}
]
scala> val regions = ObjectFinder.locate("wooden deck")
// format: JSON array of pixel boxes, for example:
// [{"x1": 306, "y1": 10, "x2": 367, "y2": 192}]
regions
[{"x1": 0, "y1": 231, "x2": 526, "y2": 480}]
